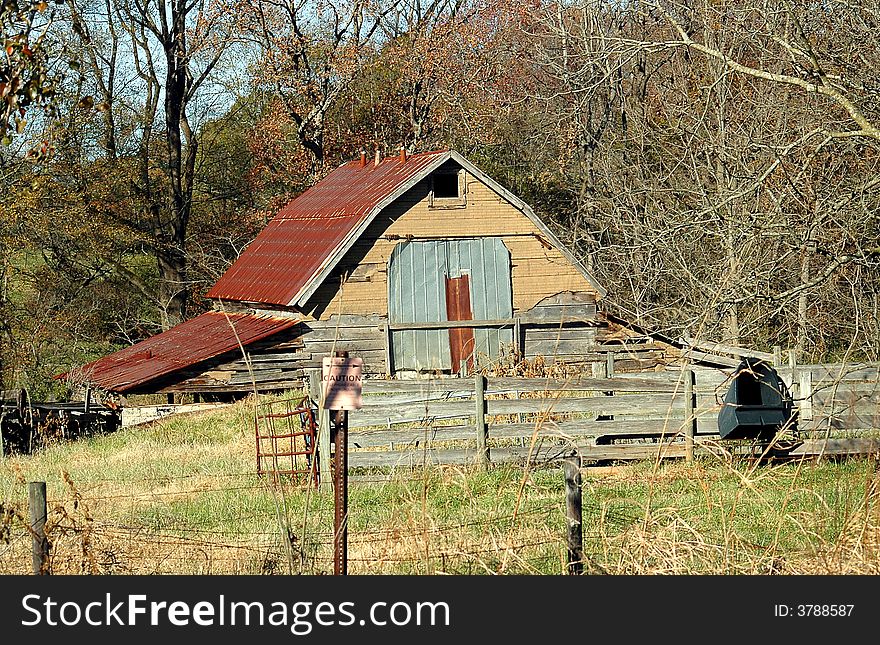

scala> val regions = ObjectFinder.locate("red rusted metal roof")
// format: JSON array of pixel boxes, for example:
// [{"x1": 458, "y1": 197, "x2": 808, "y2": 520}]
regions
[
  {"x1": 207, "y1": 149, "x2": 449, "y2": 306},
  {"x1": 70, "y1": 311, "x2": 299, "y2": 393}
]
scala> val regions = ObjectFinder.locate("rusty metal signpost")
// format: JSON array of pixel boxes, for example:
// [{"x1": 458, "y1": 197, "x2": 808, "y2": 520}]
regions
[{"x1": 322, "y1": 352, "x2": 363, "y2": 576}]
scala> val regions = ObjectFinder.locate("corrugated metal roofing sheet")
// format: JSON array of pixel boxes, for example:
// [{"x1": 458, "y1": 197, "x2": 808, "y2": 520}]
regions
[
  {"x1": 72, "y1": 311, "x2": 299, "y2": 393},
  {"x1": 206, "y1": 150, "x2": 449, "y2": 307}
]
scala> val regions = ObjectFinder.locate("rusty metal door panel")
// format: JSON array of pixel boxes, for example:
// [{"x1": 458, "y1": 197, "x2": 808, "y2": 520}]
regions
[
  {"x1": 448, "y1": 238, "x2": 513, "y2": 366},
  {"x1": 388, "y1": 238, "x2": 512, "y2": 372},
  {"x1": 445, "y1": 274, "x2": 475, "y2": 373}
]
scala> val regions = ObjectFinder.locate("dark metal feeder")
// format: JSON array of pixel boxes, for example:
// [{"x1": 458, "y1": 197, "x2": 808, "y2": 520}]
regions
[{"x1": 717, "y1": 358, "x2": 797, "y2": 441}]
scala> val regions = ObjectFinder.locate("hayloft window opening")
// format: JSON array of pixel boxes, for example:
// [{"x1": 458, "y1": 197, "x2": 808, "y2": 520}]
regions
[
  {"x1": 430, "y1": 171, "x2": 466, "y2": 207},
  {"x1": 433, "y1": 173, "x2": 459, "y2": 198},
  {"x1": 388, "y1": 238, "x2": 512, "y2": 375}
]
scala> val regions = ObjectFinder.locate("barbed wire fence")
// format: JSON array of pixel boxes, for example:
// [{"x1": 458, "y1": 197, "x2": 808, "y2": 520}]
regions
[{"x1": 0, "y1": 465, "x2": 607, "y2": 575}]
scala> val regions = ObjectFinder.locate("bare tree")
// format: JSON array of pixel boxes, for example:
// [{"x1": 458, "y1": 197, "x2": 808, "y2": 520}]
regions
[
  {"x1": 522, "y1": 0, "x2": 880, "y2": 360},
  {"x1": 63, "y1": 0, "x2": 235, "y2": 328},
  {"x1": 239, "y1": 0, "x2": 399, "y2": 179}
]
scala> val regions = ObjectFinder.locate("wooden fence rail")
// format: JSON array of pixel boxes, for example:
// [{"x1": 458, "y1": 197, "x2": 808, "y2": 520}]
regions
[{"x1": 314, "y1": 363, "x2": 880, "y2": 469}]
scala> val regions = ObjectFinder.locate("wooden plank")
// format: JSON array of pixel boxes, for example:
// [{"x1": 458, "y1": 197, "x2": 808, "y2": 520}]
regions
[
  {"x1": 782, "y1": 438, "x2": 880, "y2": 457},
  {"x1": 347, "y1": 437, "x2": 880, "y2": 470},
  {"x1": 388, "y1": 318, "x2": 518, "y2": 331},
  {"x1": 681, "y1": 337, "x2": 775, "y2": 361},
  {"x1": 350, "y1": 424, "x2": 478, "y2": 447},
  {"x1": 816, "y1": 401, "x2": 880, "y2": 416},
  {"x1": 229, "y1": 368, "x2": 283, "y2": 380},
  {"x1": 484, "y1": 394, "x2": 687, "y2": 417},
  {"x1": 296, "y1": 325, "x2": 384, "y2": 342},
  {"x1": 362, "y1": 379, "x2": 475, "y2": 395},
  {"x1": 332, "y1": 416, "x2": 711, "y2": 448},
  {"x1": 230, "y1": 352, "x2": 312, "y2": 365},
  {"x1": 347, "y1": 443, "x2": 687, "y2": 469},
  {"x1": 352, "y1": 394, "x2": 690, "y2": 427},
  {"x1": 490, "y1": 418, "x2": 692, "y2": 440},
  {"x1": 485, "y1": 376, "x2": 684, "y2": 394},
  {"x1": 359, "y1": 391, "x2": 474, "y2": 406},
  {"x1": 799, "y1": 369, "x2": 814, "y2": 421},
  {"x1": 807, "y1": 365, "x2": 880, "y2": 382},
  {"x1": 519, "y1": 304, "x2": 597, "y2": 323},
  {"x1": 300, "y1": 340, "x2": 385, "y2": 353},
  {"x1": 308, "y1": 314, "x2": 388, "y2": 327},
  {"x1": 156, "y1": 380, "x2": 304, "y2": 394},
  {"x1": 532, "y1": 291, "x2": 597, "y2": 306},
  {"x1": 349, "y1": 400, "x2": 476, "y2": 427},
  {"x1": 523, "y1": 340, "x2": 629, "y2": 357},
  {"x1": 678, "y1": 349, "x2": 741, "y2": 368},
  {"x1": 812, "y1": 387, "x2": 880, "y2": 406},
  {"x1": 358, "y1": 373, "x2": 721, "y2": 396},
  {"x1": 827, "y1": 413, "x2": 880, "y2": 430},
  {"x1": 523, "y1": 327, "x2": 598, "y2": 342}
]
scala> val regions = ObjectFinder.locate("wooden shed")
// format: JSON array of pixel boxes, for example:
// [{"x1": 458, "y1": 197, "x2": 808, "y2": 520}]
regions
[{"x1": 68, "y1": 149, "x2": 720, "y2": 399}]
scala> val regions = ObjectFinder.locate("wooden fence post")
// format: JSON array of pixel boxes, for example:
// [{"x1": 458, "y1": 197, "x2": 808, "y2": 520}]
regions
[
  {"x1": 513, "y1": 318, "x2": 522, "y2": 361},
  {"x1": 605, "y1": 351, "x2": 615, "y2": 379},
  {"x1": 563, "y1": 458, "x2": 583, "y2": 575},
  {"x1": 475, "y1": 374, "x2": 489, "y2": 470},
  {"x1": 684, "y1": 369, "x2": 696, "y2": 463},
  {"x1": 383, "y1": 323, "x2": 394, "y2": 378},
  {"x1": 799, "y1": 369, "x2": 814, "y2": 422},
  {"x1": 28, "y1": 481, "x2": 49, "y2": 575},
  {"x1": 309, "y1": 369, "x2": 332, "y2": 492},
  {"x1": 773, "y1": 345, "x2": 783, "y2": 367}
]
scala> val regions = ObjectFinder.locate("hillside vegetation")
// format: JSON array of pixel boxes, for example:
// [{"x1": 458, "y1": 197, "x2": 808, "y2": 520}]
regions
[{"x1": 2, "y1": 397, "x2": 880, "y2": 575}]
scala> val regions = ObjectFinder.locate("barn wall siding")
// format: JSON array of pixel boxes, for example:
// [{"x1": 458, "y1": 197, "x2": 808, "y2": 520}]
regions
[{"x1": 152, "y1": 305, "x2": 679, "y2": 395}]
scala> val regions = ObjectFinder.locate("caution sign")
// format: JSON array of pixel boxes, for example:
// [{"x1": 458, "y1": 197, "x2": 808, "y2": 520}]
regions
[{"x1": 321, "y1": 356, "x2": 363, "y2": 410}]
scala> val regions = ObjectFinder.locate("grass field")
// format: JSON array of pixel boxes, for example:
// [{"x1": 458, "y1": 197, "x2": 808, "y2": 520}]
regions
[{"x1": 2, "y1": 395, "x2": 880, "y2": 575}]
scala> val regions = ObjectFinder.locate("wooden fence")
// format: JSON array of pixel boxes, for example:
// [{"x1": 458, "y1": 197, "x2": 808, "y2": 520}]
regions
[{"x1": 309, "y1": 362, "x2": 880, "y2": 469}]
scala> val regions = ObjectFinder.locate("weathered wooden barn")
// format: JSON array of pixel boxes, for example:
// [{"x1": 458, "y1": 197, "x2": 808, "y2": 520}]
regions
[{"x1": 68, "y1": 149, "x2": 726, "y2": 400}]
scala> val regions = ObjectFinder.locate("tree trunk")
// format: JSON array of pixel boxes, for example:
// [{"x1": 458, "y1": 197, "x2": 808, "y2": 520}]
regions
[
  {"x1": 157, "y1": 247, "x2": 187, "y2": 329},
  {"x1": 158, "y1": 0, "x2": 192, "y2": 330}
]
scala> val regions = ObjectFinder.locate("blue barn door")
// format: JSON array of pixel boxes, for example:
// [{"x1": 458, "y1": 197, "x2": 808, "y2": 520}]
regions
[{"x1": 388, "y1": 239, "x2": 512, "y2": 373}]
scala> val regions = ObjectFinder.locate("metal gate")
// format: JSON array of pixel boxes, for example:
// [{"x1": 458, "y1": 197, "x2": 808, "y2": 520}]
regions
[{"x1": 254, "y1": 396, "x2": 318, "y2": 486}]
